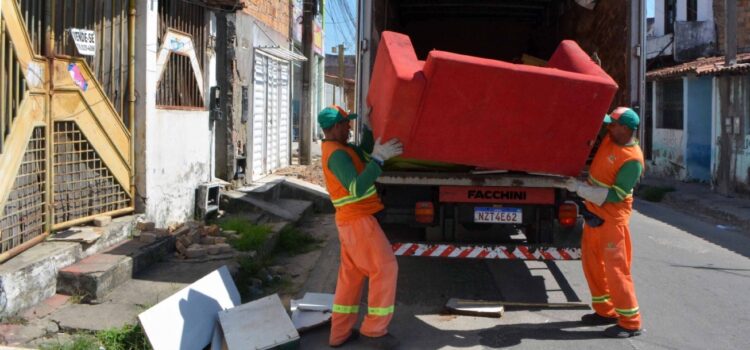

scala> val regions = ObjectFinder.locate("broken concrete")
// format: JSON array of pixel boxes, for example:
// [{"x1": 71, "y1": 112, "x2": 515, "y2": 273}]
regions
[
  {"x1": 93, "y1": 216, "x2": 113, "y2": 227},
  {"x1": 0, "y1": 242, "x2": 81, "y2": 317},
  {"x1": 50, "y1": 303, "x2": 142, "y2": 332},
  {"x1": 56, "y1": 236, "x2": 175, "y2": 303},
  {"x1": 222, "y1": 190, "x2": 314, "y2": 223},
  {"x1": 281, "y1": 177, "x2": 335, "y2": 214}
]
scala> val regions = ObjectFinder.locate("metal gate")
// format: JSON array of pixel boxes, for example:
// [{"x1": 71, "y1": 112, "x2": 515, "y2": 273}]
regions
[
  {"x1": 1, "y1": 0, "x2": 133, "y2": 262},
  {"x1": 251, "y1": 52, "x2": 291, "y2": 180}
]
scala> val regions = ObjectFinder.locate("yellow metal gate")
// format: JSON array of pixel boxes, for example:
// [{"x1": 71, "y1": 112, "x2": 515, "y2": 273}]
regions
[{"x1": 1, "y1": 0, "x2": 133, "y2": 262}]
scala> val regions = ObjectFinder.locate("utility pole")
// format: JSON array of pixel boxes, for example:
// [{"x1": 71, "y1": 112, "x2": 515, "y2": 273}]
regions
[
  {"x1": 300, "y1": 0, "x2": 317, "y2": 165},
  {"x1": 338, "y1": 44, "x2": 345, "y2": 109},
  {"x1": 725, "y1": 0, "x2": 737, "y2": 66}
]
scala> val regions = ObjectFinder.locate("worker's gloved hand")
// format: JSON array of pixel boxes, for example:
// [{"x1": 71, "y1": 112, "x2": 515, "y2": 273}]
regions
[
  {"x1": 371, "y1": 138, "x2": 403, "y2": 165},
  {"x1": 577, "y1": 183, "x2": 608, "y2": 206},
  {"x1": 564, "y1": 178, "x2": 581, "y2": 192}
]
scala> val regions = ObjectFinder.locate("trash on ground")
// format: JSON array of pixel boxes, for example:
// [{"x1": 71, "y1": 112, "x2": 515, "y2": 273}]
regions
[
  {"x1": 138, "y1": 266, "x2": 241, "y2": 350},
  {"x1": 218, "y1": 294, "x2": 299, "y2": 349}
]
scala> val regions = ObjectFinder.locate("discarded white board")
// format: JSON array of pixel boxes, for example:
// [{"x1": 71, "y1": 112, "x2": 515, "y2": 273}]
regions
[
  {"x1": 48, "y1": 228, "x2": 101, "y2": 244},
  {"x1": 445, "y1": 298, "x2": 505, "y2": 318},
  {"x1": 138, "y1": 266, "x2": 241, "y2": 350},
  {"x1": 297, "y1": 292, "x2": 334, "y2": 312},
  {"x1": 218, "y1": 294, "x2": 299, "y2": 350},
  {"x1": 291, "y1": 309, "x2": 332, "y2": 332}
]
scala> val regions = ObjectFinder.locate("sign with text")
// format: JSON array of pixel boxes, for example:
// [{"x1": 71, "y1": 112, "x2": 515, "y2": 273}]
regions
[
  {"x1": 70, "y1": 28, "x2": 96, "y2": 56},
  {"x1": 439, "y1": 186, "x2": 555, "y2": 204}
]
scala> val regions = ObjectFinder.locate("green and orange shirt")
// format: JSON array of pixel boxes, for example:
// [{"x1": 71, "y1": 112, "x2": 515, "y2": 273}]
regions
[
  {"x1": 322, "y1": 127, "x2": 384, "y2": 223},
  {"x1": 585, "y1": 135, "x2": 645, "y2": 224}
]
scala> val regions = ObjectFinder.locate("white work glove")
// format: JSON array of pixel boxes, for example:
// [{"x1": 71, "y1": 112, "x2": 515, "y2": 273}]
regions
[
  {"x1": 371, "y1": 138, "x2": 403, "y2": 165},
  {"x1": 564, "y1": 177, "x2": 580, "y2": 192},
  {"x1": 565, "y1": 178, "x2": 607, "y2": 206}
]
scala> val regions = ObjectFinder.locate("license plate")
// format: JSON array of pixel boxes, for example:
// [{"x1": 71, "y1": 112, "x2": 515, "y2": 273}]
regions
[{"x1": 474, "y1": 207, "x2": 522, "y2": 224}]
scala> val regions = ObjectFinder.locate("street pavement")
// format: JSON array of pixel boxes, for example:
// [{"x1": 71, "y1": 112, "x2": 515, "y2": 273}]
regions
[{"x1": 298, "y1": 200, "x2": 750, "y2": 349}]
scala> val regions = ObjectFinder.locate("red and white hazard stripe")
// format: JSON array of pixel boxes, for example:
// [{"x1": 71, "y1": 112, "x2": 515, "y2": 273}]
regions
[{"x1": 391, "y1": 243, "x2": 580, "y2": 260}]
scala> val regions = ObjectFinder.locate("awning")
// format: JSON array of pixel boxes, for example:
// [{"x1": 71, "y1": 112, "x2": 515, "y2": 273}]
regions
[{"x1": 256, "y1": 46, "x2": 308, "y2": 62}]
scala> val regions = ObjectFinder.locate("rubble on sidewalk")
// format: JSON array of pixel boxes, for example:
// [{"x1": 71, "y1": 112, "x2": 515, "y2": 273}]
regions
[{"x1": 166, "y1": 221, "x2": 238, "y2": 260}]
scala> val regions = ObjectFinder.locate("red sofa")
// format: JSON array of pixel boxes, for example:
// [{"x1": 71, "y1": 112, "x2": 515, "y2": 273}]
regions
[{"x1": 366, "y1": 31, "x2": 618, "y2": 176}]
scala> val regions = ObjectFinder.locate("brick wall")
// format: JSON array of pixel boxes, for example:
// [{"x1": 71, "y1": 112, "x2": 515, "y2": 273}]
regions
[
  {"x1": 715, "y1": 0, "x2": 750, "y2": 54},
  {"x1": 242, "y1": 0, "x2": 290, "y2": 39}
]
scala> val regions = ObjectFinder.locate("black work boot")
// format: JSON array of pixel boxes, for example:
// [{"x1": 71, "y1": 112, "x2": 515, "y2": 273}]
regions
[
  {"x1": 604, "y1": 325, "x2": 642, "y2": 338},
  {"x1": 360, "y1": 333, "x2": 400, "y2": 349},
  {"x1": 580, "y1": 313, "x2": 618, "y2": 325},
  {"x1": 330, "y1": 329, "x2": 360, "y2": 348}
]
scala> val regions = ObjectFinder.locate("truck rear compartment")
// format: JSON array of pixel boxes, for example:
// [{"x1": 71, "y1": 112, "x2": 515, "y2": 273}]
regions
[{"x1": 363, "y1": 1, "x2": 633, "y2": 249}]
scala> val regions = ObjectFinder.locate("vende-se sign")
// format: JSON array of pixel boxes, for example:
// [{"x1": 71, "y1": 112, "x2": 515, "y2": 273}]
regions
[{"x1": 70, "y1": 28, "x2": 96, "y2": 56}]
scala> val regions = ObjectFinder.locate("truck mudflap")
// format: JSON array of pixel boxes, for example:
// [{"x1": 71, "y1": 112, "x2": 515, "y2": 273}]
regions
[{"x1": 392, "y1": 243, "x2": 581, "y2": 260}]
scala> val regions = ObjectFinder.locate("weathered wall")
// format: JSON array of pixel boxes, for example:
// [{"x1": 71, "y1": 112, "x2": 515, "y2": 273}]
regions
[
  {"x1": 558, "y1": 0, "x2": 630, "y2": 108},
  {"x1": 216, "y1": 12, "x2": 289, "y2": 184},
  {"x1": 136, "y1": 1, "x2": 216, "y2": 228},
  {"x1": 242, "y1": 0, "x2": 290, "y2": 40},
  {"x1": 674, "y1": 20, "x2": 717, "y2": 61},
  {"x1": 685, "y1": 76, "x2": 713, "y2": 181},
  {"x1": 145, "y1": 110, "x2": 212, "y2": 227},
  {"x1": 713, "y1": 75, "x2": 750, "y2": 193},
  {"x1": 715, "y1": 0, "x2": 750, "y2": 53},
  {"x1": 651, "y1": 128, "x2": 687, "y2": 179}
]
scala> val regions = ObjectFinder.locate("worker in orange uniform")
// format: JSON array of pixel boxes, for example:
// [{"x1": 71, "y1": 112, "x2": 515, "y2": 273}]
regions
[
  {"x1": 318, "y1": 105, "x2": 403, "y2": 349},
  {"x1": 566, "y1": 107, "x2": 644, "y2": 338}
]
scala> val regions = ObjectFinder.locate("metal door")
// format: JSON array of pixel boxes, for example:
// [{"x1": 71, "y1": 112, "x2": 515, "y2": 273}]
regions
[
  {"x1": 252, "y1": 53, "x2": 268, "y2": 179},
  {"x1": 1, "y1": 0, "x2": 134, "y2": 262}
]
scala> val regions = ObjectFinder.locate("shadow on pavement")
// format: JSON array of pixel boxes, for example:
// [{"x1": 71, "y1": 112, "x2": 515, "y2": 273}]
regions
[{"x1": 635, "y1": 200, "x2": 750, "y2": 259}]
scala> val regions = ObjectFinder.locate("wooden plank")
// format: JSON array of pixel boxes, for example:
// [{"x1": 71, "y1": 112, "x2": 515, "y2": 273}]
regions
[
  {"x1": 0, "y1": 94, "x2": 44, "y2": 212},
  {"x1": 52, "y1": 59, "x2": 130, "y2": 166},
  {"x1": 138, "y1": 266, "x2": 241, "y2": 350}
]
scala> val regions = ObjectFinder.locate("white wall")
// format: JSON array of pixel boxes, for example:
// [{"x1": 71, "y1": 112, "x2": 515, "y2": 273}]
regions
[
  {"x1": 135, "y1": 1, "x2": 215, "y2": 228},
  {"x1": 146, "y1": 110, "x2": 212, "y2": 227},
  {"x1": 655, "y1": 0, "x2": 666, "y2": 36},
  {"x1": 698, "y1": 0, "x2": 713, "y2": 21}
]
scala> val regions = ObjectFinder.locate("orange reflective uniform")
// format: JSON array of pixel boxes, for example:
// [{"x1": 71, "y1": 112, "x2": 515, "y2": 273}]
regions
[
  {"x1": 322, "y1": 140, "x2": 397, "y2": 346},
  {"x1": 583, "y1": 135, "x2": 644, "y2": 331}
]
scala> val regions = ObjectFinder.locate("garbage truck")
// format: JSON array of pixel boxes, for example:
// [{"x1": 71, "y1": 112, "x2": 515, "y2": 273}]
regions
[{"x1": 353, "y1": 0, "x2": 647, "y2": 260}]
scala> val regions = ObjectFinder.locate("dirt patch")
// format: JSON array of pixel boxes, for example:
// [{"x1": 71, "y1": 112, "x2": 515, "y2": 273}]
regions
[{"x1": 273, "y1": 157, "x2": 325, "y2": 188}]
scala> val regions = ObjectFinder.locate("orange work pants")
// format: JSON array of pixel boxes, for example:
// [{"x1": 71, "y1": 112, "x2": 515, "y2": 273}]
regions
[
  {"x1": 582, "y1": 221, "x2": 641, "y2": 330},
  {"x1": 329, "y1": 215, "x2": 398, "y2": 346}
]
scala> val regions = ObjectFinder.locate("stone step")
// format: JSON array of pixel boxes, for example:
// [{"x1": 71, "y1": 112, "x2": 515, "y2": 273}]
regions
[
  {"x1": 56, "y1": 234, "x2": 175, "y2": 303},
  {"x1": 235, "y1": 176, "x2": 285, "y2": 202},
  {"x1": 0, "y1": 215, "x2": 140, "y2": 317},
  {"x1": 222, "y1": 190, "x2": 314, "y2": 224}
]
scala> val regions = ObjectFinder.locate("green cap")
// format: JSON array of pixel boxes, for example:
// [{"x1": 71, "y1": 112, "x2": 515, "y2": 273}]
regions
[
  {"x1": 317, "y1": 105, "x2": 358, "y2": 129},
  {"x1": 604, "y1": 107, "x2": 640, "y2": 130}
]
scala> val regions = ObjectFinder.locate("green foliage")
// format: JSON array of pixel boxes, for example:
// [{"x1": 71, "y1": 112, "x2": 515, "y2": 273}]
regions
[
  {"x1": 220, "y1": 218, "x2": 271, "y2": 252},
  {"x1": 277, "y1": 226, "x2": 319, "y2": 255},
  {"x1": 96, "y1": 323, "x2": 151, "y2": 350},
  {"x1": 40, "y1": 336, "x2": 99, "y2": 350}
]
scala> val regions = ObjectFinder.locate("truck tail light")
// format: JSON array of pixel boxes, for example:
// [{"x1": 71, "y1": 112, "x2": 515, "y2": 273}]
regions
[
  {"x1": 558, "y1": 201, "x2": 578, "y2": 228},
  {"x1": 415, "y1": 202, "x2": 434, "y2": 224}
]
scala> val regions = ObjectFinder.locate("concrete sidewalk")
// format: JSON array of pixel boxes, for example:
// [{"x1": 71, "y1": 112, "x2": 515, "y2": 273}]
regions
[{"x1": 639, "y1": 176, "x2": 750, "y2": 234}]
